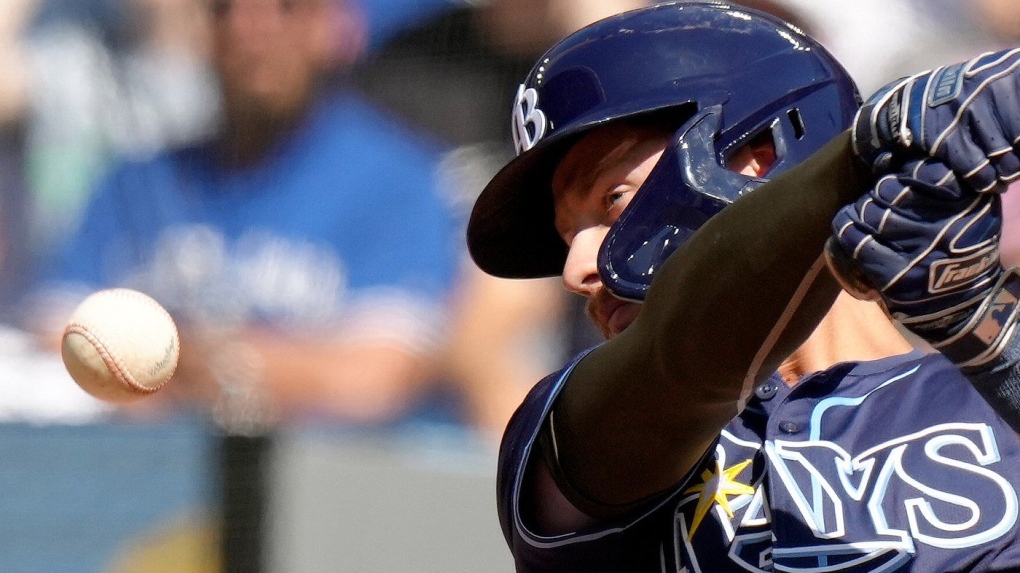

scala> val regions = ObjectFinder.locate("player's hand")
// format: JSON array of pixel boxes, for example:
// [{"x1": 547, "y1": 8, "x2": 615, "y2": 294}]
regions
[
  {"x1": 853, "y1": 48, "x2": 1020, "y2": 193},
  {"x1": 828, "y1": 157, "x2": 1020, "y2": 370}
]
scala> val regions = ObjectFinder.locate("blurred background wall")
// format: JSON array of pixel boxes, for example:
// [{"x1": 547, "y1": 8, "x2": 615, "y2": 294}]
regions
[{"x1": 0, "y1": 0, "x2": 1017, "y2": 571}]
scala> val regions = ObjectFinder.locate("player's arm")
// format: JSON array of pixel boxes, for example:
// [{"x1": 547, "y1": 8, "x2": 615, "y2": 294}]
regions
[{"x1": 544, "y1": 130, "x2": 872, "y2": 517}]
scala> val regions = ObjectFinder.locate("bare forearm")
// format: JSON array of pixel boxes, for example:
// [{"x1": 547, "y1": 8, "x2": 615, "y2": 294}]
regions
[
  {"x1": 251, "y1": 335, "x2": 431, "y2": 423},
  {"x1": 170, "y1": 325, "x2": 434, "y2": 424}
]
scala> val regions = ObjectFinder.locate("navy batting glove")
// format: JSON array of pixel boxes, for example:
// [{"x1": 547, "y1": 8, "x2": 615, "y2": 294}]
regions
[
  {"x1": 853, "y1": 48, "x2": 1020, "y2": 193},
  {"x1": 828, "y1": 158, "x2": 1020, "y2": 369}
]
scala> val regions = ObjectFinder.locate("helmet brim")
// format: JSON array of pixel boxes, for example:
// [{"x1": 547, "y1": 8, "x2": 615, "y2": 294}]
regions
[{"x1": 466, "y1": 127, "x2": 580, "y2": 279}]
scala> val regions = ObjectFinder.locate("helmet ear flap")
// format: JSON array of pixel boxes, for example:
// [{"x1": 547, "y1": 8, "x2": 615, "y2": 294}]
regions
[{"x1": 599, "y1": 106, "x2": 768, "y2": 301}]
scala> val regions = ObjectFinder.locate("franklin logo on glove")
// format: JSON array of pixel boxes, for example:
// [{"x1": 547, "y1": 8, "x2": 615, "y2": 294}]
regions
[{"x1": 930, "y1": 246, "x2": 1000, "y2": 293}]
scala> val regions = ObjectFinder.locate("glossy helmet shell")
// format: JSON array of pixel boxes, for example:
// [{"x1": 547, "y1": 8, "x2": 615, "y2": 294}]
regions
[{"x1": 467, "y1": 1, "x2": 860, "y2": 293}]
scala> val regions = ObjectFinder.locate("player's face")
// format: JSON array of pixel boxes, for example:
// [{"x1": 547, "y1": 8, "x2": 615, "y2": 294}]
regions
[
  {"x1": 553, "y1": 123, "x2": 768, "y2": 339},
  {"x1": 552, "y1": 124, "x2": 671, "y2": 338}
]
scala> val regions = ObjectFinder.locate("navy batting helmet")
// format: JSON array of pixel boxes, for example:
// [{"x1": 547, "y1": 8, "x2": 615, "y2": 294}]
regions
[{"x1": 466, "y1": 1, "x2": 861, "y2": 300}]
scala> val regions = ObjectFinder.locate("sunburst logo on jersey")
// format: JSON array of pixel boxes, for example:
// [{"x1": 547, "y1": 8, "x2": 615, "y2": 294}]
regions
[{"x1": 683, "y1": 458, "x2": 755, "y2": 539}]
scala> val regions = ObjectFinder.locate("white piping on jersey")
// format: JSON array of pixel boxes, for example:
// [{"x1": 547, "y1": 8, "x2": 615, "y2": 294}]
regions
[
  {"x1": 808, "y1": 365, "x2": 920, "y2": 442},
  {"x1": 513, "y1": 352, "x2": 697, "y2": 549}
]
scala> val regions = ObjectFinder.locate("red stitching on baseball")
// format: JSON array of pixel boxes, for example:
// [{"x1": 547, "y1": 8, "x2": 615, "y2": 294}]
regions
[{"x1": 64, "y1": 322, "x2": 163, "y2": 394}]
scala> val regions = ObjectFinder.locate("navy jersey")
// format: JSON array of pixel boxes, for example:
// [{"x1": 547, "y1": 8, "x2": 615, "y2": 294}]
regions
[{"x1": 497, "y1": 350, "x2": 1020, "y2": 572}]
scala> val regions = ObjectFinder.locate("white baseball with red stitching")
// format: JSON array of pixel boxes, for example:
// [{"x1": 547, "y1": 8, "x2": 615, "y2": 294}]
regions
[{"x1": 61, "y1": 288, "x2": 179, "y2": 402}]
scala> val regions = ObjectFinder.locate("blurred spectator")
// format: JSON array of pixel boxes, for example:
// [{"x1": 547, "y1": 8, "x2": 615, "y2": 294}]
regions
[
  {"x1": 0, "y1": 0, "x2": 39, "y2": 312},
  {"x1": 355, "y1": 0, "x2": 650, "y2": 147},
  {"x1": 26, "y1": 0, "x2": 459, "y2": 429},
  {"x1": 0, "y1": 2, "x2": 111, "y2": 422},
  {"x1": 0, "y1": 0, "x2": 36, "y2": 125},
  {"x1": 358, "y1": 0, "x2": 453, "y2": 49},
  {"x1": 355, "y1": 0, "x2": 651, "y2": 439},
  {"x1": 22, "y1": 0, "x2": 219, "y2": 264}
]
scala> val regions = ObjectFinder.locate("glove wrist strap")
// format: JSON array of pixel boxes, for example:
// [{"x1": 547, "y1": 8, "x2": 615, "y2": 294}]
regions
[{"x1": 928, "y1": 268, "x2": 1020, "y2": 369}]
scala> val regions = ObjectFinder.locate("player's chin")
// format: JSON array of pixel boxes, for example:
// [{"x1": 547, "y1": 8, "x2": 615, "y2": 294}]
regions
[
  {"x1": 606, "y1": 303, "x2": 641, "y2": 337},
  {"x1": 587, "y1": 294, "x2": 642, "y2": 339}
]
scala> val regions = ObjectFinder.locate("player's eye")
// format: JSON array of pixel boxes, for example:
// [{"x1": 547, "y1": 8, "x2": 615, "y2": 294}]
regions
[
  {"x1": 605, "y1": 187, "x2": 634, "y2": 220},
  {"x1": 605, "y1": 187, "x2": 628, "y2": 208}
]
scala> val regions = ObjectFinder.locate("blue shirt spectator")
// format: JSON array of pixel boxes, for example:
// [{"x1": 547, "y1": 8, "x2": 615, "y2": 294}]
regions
[
  {"x1": 27, "y1": 0, "x2": 461, "y2": 428},
  {"x1": 44, "y1": 93, "x2": 454, "y2": 334},
  {"x1": 32, "y1": 89, "x2": 459, "y2": 426}
]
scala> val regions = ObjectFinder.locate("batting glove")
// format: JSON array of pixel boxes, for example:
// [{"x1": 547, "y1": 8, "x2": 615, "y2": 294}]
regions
[
  {"x1": 853, "y1": 48, "x2": 1020, "y2": 193},
  {"x1": 828, "y1": 158, "x2": 1020, "y2": 370}
]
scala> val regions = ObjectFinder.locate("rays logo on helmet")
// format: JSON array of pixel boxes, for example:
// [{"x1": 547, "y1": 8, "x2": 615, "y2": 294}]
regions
[{"x1": 512, "y1": 85, "x2": 547, "y2": 155}]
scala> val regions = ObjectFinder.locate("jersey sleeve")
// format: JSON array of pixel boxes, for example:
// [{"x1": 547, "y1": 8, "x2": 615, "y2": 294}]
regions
[{"x1": 496, "y1": 351, "x2": 710, "y2": 573}]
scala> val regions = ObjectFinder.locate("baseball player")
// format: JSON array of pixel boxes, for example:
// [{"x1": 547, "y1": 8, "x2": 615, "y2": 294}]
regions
[{"x1": 466, "y1": 2, "x2": 1020, "y2": 572}]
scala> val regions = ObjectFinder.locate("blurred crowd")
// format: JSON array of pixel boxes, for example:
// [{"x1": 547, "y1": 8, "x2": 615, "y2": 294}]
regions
[{"x1": 2, "y1": 0, "x2": 1020, "y2": 442}]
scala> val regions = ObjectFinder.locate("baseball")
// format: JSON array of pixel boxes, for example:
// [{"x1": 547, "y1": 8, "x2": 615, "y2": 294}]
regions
[{"x1": 61, "y1": 288, "x2": 180, "y2": 403}]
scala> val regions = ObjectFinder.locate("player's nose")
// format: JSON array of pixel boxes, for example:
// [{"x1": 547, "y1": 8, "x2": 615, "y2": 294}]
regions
[{"x1": 562, "y1": 226, "x2": 606, "y2": 297}]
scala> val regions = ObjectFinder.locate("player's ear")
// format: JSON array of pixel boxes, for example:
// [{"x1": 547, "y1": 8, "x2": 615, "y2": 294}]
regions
[{"x1": 726, "y1": 131, "x2": 777, "y2": 178}]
